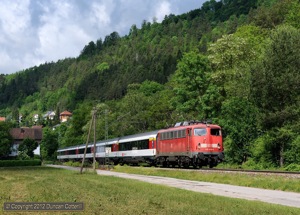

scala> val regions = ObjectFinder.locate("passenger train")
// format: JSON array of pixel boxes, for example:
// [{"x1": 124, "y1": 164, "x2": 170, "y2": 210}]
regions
[{"x1": 57, "y1": 121, "x2": 224, "y2": 168}]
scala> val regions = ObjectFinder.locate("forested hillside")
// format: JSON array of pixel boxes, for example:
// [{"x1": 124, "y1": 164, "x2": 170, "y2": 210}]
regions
[{"x1": 0, "y1": 0, "x2": 300, "y2": 169}]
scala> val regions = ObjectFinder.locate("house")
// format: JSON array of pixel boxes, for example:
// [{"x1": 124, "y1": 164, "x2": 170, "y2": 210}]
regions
[
  {"x1": 60, "y1": 111, "x2": 72, "y2": 122},
  {"x1": 33, "y1": 114, "x2": 39, "y2": 123},
  {"x1": 9, "y1": 126, "x2": 43, "y2": 156},
  {"x1": 43, "y1": 111, "x2": 56, "y2": 120},
  {"x1": 0, "y1": 117, "x2": 5, "y2": 122}
]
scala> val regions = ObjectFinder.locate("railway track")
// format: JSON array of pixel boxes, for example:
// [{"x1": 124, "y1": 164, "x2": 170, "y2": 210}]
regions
[
  {"x1": 154, "y1": 166, "x2": 300, "y2": 178},
  {"x1": 201, "y1": 167, "x2": 300, "y2": 175}
]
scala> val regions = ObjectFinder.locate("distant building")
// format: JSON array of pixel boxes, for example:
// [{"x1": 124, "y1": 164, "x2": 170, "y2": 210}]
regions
[
  {"x1": 43, "y1": 111, "x2": 56, "y2": 120},
  {"x1": 33, "y1": 114, "x2": 39, "y2": 123},
  {"x1": 9, "y1": 126, "x2": 43, "y2": 156},
  {"x1": 0, "y1": 117, "x2": 5, "y2": 122},
  {"x1": 60, "y1": 111, "x2": 72, "y2": 122}
]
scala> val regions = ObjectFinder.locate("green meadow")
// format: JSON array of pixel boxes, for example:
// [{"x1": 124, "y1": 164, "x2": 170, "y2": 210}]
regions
[{"x1": 0, "y1": 166, "x2": 299, "y2": 215}]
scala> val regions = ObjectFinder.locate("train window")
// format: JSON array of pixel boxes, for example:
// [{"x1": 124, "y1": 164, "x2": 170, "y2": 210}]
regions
[
  {"x1": 69, "y1": 149, "x2": 76, "y2": 155},
  {"x1": 87, "y1": 147, "x2": 91, "y2": 153},
  {"x1": 160, "y1": 131, "x2": 188, "y2": 140},
  {"x1": 180, "y1": 130, "x2": 186, "y2": 138},
  {"x1": 119, "y1": 139, "x2": 149, "y2": 151},
  {"x1": 174, "y1": 131, "x2": 178, "y2": 138},
  {"x1": 140, "y1": 140, "x2": 148, "y2": 149},
  {"x1": 211, "y1": 129, "x2": 221, "y2": 136},
  {"x1": 183, "y1": 130, "x2": 186, "y2": 137},
  {"x1": 194, "y1": 128, "x2": 207, "y2": 136}
]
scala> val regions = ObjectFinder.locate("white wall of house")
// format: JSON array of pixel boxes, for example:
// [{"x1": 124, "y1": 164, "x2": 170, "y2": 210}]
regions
[
  {"x1": 9, "y1": 144, "x2": 40, "y2": 156},
  {"x1": 33, "y1": 145, "x2": 40, "y2": 155}
]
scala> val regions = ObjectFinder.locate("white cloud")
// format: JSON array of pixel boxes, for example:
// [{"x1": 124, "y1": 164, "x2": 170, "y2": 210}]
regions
[
  {"x1": 90, "y1": 1, "x2": 112, "y2": 27},
  {"x1": 0, "y1": 0, "x2": 36, "y2": 73},
  {"x1": 36, "y1": 1, "x2": 92, "y2": 60},
  {"x1": 0, "y1": 0, "x2": 31, "y2": 39},
  {"x1": 0, "y1": 0, "x2": 205, "y2": 74},
  {"x1": 154, "y1": 1, "x2": 172, "y2": 22}
]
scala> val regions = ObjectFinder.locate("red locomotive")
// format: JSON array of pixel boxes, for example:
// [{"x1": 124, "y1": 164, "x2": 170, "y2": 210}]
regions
[
  {"x1": 156, "y1": 121, "x2": 224, "y2": 168},
  {"x1": 57, "y1": 120, "x2": 224, "y2": 168}
]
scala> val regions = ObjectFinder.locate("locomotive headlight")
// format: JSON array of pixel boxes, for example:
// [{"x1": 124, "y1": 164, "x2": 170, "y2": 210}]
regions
[
  {"x1": 198, "y1": 143, "x2": 201, "y2": 148},
  {"x1": 217, "y1": 143, "x2": 221, "y2": 149}
]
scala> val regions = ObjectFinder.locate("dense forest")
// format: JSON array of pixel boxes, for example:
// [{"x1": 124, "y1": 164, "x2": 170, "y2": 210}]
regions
[{"x1": 0, "y1": 0, "x2": 299, "y2": 169}]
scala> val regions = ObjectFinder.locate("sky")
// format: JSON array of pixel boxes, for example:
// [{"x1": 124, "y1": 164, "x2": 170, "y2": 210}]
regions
[{"x1": 0, "y1": 0, "x2": 206, "y2": 75}]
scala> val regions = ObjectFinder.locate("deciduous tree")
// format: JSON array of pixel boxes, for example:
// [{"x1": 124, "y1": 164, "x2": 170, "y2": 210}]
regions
[
  {"x1": 18, "y1": 138, "x2": 38, "y2": 159},
  {"x1": 0, "y1": 122, "x2": 13, "y2": 158}
]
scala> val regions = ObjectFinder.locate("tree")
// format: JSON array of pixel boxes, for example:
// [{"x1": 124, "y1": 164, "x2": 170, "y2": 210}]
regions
[
  {"x1": 80, "y1": 41, "x2": 96, "y2": 57},
  {"x1": 250, "y1": 127, "x2": 296, "y2": 168},
  {"x1": 208, "y1": 30, "x2": 261, "y2": 99},
  {"x1": 0, "y1": 122, "x2": 13, "y2": 158},
  {"x1": 219, "y1": 97, "x2": 258, "y2": 164},
  {"x1": 40, "y1": 128, "x2": 59, "y2": 160},
  {"x1": 18, "y1": 138, "x2": 38, "y2": 159},
  {"x1": 116, "y1": 83, "x2": 152, "y2": 135},
  {"x1": 96, "y1": 62, "x2": 110, "y2": 74},
  {"x1": 54, "y1": 105, "x2": 60, "y2": 125},
  {"x1": 96, "y1": 38, "x2": 103, "y2": 52},
  {"x1": 171, "y1": 51, "x2": 211, "y2": 119},
  {"x1": 60, "y1": 102, "x2": 92, "y2": 147},
  {"x1": 11, "y1": 106, "x2": 20, "y2": 126},
  {"x1": 251, "y1": 25, "x2": 300, "y2": 129},
  {"x1": 285, "y1": 0, "x2": 300, "y2": 29},
  {"x1": 284, "y1": 135, "x2": 300, "y2": 165},
  {"x1": 103, "y1": 31, "x2": 120, "y2": 47},
  {"x1": 250, "y1": 0, "x2": 291, "y2": 29}
]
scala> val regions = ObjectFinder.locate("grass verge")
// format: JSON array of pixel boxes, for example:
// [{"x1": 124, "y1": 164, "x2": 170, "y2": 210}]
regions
[{"x1": 0, "y1": 166, "x2": 300, "y2": 215}]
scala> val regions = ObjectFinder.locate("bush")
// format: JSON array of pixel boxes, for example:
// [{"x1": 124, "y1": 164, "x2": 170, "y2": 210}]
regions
[
  {"x1": 63, "y1": 160, "x2": 95, "y2": 168},
  {"x1": 64, "y1": 161, "x2": 83, "y2": 167},
  {"x1": 284, "y1": 164, "x2": 300, "y2": 172},
  {"x1": 0, "y1": 159, "x2": 41, "y2": 167},
  {"x1": 242, "y1": 159, "x2": 264, "y2": 170},
  {"x1": 42, "y1": 160, "x2": 61, "y2": 165}
]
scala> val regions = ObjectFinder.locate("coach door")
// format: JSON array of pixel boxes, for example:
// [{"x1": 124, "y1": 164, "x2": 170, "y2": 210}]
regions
[{"x1": 187, "y1": 128, "x2": 192, "y2": 152}]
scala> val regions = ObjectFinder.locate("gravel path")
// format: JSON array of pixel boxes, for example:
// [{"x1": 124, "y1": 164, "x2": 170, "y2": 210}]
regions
[{"x1": 47, "y1": 165, "x2": 300, "y2": 208}]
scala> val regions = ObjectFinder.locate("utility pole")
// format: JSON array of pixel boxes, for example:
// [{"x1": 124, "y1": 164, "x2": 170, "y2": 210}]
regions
[
  {"x1": 104, "y1": 109, "x2": 108, "y2": 166},
  {"x1": 80, "y1": 109, "x2": 95, "y2": 174},
  {"x1": 93, "y1": 108, "x2": 97, "y2": 170}
]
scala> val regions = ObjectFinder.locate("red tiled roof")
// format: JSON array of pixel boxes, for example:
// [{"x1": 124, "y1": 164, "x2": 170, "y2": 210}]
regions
[
  {"x1": 0, "y1": 117, "x2": 5, "y2": 121},
  {"x1": 60, "y1": 111, "x2": 72, "y2": 116},
  {"x1": 10, "y1": 127, "x2": 43, "y2": 141}
]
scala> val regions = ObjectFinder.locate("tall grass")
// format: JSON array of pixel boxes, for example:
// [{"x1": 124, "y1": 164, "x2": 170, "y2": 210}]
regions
[{"x1": 0, "y1": 167, "x2": 299, "y2": 214}]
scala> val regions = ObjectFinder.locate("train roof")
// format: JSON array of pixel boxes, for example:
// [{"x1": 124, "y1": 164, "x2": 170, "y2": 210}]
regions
[
  {"x1": 118, "y1": 130, "x2": 158, "y2": 143},
  {"x1": 158, "y1": 121, "x2": 221, "y2": 132}
]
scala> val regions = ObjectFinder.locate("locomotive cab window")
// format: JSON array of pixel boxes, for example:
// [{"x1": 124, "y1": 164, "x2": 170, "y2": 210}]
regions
[
  {"x1": 211, "y1": 128, "x2": 221, "y2": 136},
  {"x1": 194, "y1": 128, "x2": 207, "y2": 136}
]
